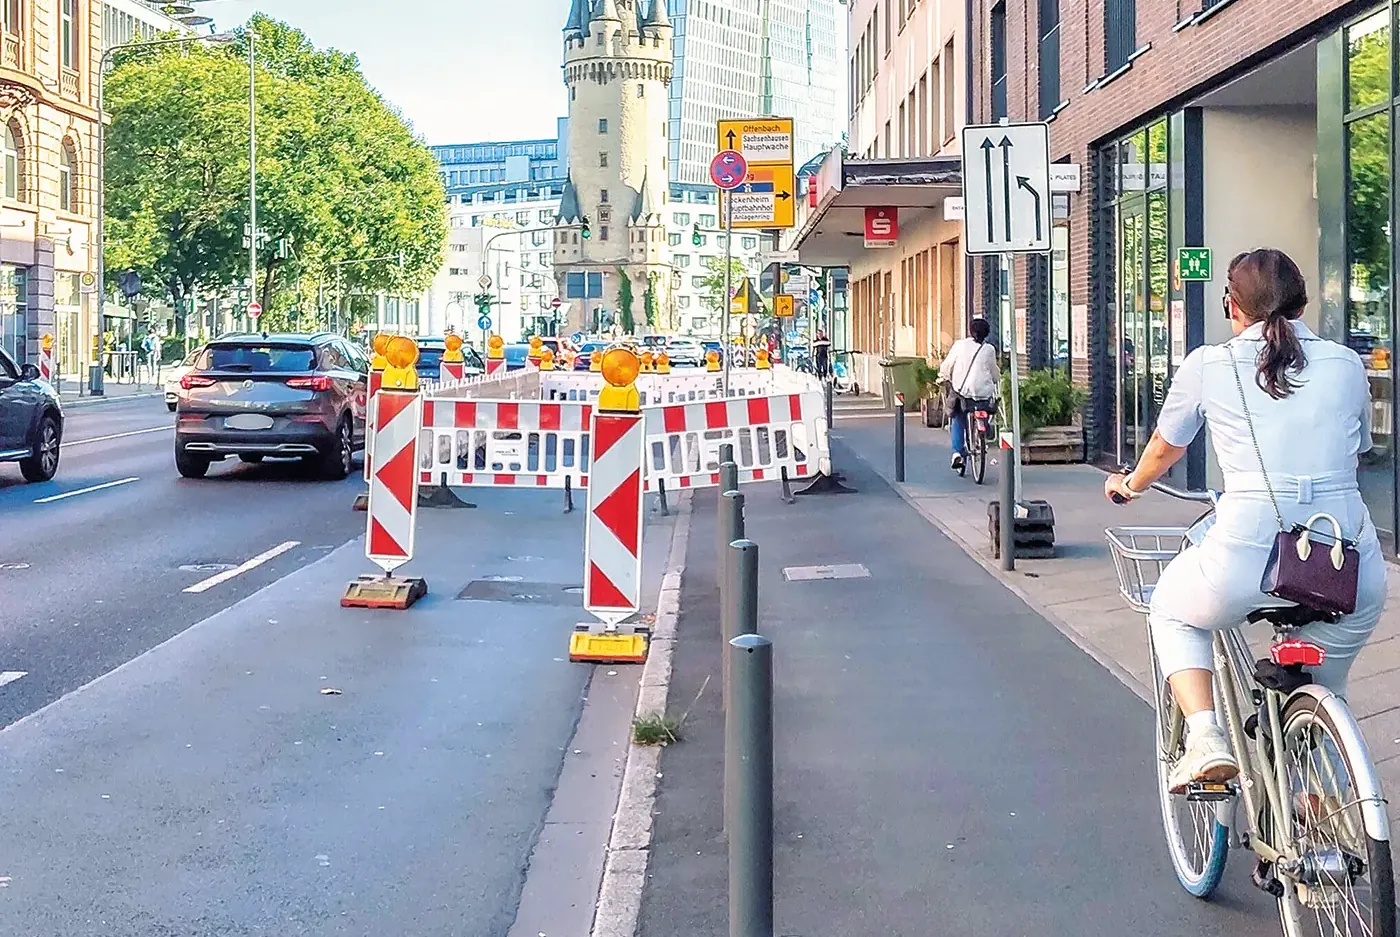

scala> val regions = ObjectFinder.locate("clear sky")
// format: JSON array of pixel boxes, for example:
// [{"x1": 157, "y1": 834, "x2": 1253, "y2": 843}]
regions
[{"x1": 207, "y1": 0, "x2": 569, "y2": 145}]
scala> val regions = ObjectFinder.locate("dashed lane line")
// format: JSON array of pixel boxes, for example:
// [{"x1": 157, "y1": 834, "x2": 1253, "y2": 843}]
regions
[
  {"x1": 33, "y1": 477, "x2": 140, "y2": 504},
  {"x1": 0, "y1": 672, "x2": 26, "y2": 689},
  {"x1": 182, "y1": 540, "x2": 301, "y2": 594},
  {"x1": 64, "y1": 426, "x2": 171, "y2": 448}
]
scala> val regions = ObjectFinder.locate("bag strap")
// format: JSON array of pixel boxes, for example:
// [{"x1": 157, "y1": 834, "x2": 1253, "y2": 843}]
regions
[
  {"x1": 1225, "y1": 342, "x2": 1288, "y2": 531},
  {"x1": 954, "y1": 342, "x2": 988, "y2": 397}
]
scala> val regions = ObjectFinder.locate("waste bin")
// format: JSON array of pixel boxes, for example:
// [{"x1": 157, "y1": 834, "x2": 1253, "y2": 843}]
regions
[{"x1": 878, "y1": 356, "x2": 921, "y2": 410}]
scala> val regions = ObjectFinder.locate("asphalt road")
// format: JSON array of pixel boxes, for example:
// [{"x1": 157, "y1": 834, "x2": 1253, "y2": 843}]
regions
[{"x1": 0, "y1": 396, "x2": 369, "y2": 727}]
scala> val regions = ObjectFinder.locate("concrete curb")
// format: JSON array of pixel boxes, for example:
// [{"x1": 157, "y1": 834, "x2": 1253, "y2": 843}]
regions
[
  {"x1": 589, "y1": 491, "x2": 692, "y2": 937},
  {"x1": 61, "y1": 391, "x2": 164, "y2": 408},
  {"x1": 842, "y1": 442, "x2": 1152, "y2": 706}
]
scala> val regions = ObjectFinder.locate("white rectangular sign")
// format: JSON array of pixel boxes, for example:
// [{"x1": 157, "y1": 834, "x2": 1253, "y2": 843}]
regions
[
  {"x1": 765, "y1": 250, "x2": 800, "y2": 264},
  {"x1": 961, "y1": 122, "x2": 1053, "y2": 255},
  {"x1": 944, "y1": 197, "x2": 964, "y2": 221},
  {"x1": 726, "y1": 191, "x2": 777, "y2": 223},
  {"x1": 783, "y1": 274, "x2": 813, "y2": 294},
  {"x1": 1049, "y1": 163, "x2": 1081, "y2": 193}
]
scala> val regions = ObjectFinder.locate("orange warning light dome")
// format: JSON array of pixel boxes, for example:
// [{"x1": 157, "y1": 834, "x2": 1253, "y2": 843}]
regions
[{"x1": 385, "y1": 335, "x2": 420, "y2": 369}]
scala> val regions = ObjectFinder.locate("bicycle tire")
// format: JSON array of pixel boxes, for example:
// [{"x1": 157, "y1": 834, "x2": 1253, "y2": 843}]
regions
[
  {"x1": 1151, "y1": 649, "x2": 1230, "y2": 898},
  {"x1": 971, "y1": 424, "x2": 987, "y2": 485},
  {"x1": 1276, "y1": 689, "x2": 1395, "y2": 937}
]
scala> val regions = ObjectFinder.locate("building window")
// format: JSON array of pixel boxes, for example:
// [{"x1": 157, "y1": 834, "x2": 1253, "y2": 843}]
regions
[
  {"x1": 1104, "y1": 0, "x2": 1135, "y2": 72},
  {"x1": 742, "y1": 236, "x2": 756, "y2": 250},
  {"x1": 598, "y1": 118, "x2": 608, "y2": 133},
  {"x1": 674, "y1": 212, "x2": 690, "y2": 225},
  {"x1": 0, "y1": 264, "x2": 26, "y2": 364},
  {"x1": 599, "y1": 151, "x2": 608, "y2": 167},
  {"x1": 3, "y1": 120, "x2": 22, "y2": 202},
  {"x1": 636, "y1": 84, "x2": 644, "y2": 97},
  {"x1": 516, "y1": 210, "x2": 530, "y2": 224},
  {"x1": 539, "y1": 251, "x2": 551, "y2": 265},
  {"x1": 675, "y1": 254, "x2": 690, "y2": 268},
  {"x1": 990, "y1": 2, "x2": 1007, "y2": 121},
  {"x1": 700, "y1": 213, "x2": 716, "y2": 226},
  {"x1": 694, "y1": 234, "x2": 707, "y2": 246},
  {"x1": 600, "y1": 188, "x2": 609, "y2": 203},
  {"x1": 600, "y1": 225, "x2": 609, "y2": 240},
  {"x1": 60, "y1": 0, "x2": 76, "y2": 70},
  {"x1": 58, "y1": 137, "x2": 76, "y2": 212},
  {"x1": 1038, "y1": 0, "x2": 1060, "y2": 119},
  {"x1": 942, "y1": 39, "x2": 955, "y2": 141},
  {"x1": 678, "y1": 295, "x2": 691, "y2": 308},
  {"x1": 668, "y1": 232, "x2": 682, "y2": 246},
  {"x1": 2, "y1": 0, "x2": 18, "y2": 36}
]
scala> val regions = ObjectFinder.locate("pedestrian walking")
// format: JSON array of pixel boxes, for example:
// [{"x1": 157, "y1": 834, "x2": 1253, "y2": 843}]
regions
[{"x1": 812, "y1": 330, "x2": 831, "y2": 379}]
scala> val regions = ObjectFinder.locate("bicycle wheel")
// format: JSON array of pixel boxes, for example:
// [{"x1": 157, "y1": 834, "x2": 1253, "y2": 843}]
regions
[
  {"x1": 1151, "y1": 648, "x2": 1230, "y2": 897},
  {"x1": 1275, "y1": 690, "x2": 1395, "y2": 937},
  {"x1": 971, "y1": 422, "x2": 988, "y2": 485}
]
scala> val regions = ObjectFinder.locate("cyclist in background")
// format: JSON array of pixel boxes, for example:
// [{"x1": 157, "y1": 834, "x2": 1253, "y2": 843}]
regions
[{"x1": 940, "y1": 318, "x2": 1000, "y2": 471}]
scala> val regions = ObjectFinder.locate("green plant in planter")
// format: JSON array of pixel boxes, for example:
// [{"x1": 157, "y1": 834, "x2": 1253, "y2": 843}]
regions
[
  {"x1": 911, "y1": 360, "x2": 941, "y2": 397},
  {"x1": 1000, "y1": 368, "x2": 1086, "y2": 437}
]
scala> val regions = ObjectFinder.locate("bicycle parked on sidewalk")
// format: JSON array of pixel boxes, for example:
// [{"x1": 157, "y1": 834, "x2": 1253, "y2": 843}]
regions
[
  {"x1": 1107, "y1": 484, "x2": 1394, "y2": 937},
  {"x1": 953, "y1": 397, "x2": 997, "y2": 485}
]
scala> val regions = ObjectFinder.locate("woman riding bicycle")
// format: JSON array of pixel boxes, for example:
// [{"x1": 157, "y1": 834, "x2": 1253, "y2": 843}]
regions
[
  {"x1": 1104, "y1": 248, "x2": 1387, "y2": 793},
  {"x1": 942, "y1": 317, "x2": 1001, "y2": 471}
]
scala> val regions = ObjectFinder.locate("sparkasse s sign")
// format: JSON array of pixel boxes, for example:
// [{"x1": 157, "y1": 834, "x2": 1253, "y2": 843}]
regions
[{"x1": 864, "y1": 207, "x2": 898, "y2": 248}]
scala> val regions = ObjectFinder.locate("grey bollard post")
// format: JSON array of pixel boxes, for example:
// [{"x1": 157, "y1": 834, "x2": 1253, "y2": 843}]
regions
[
  {"x1": 727, "y1": 633, "x2": 774, "y2": 937},
  {"x1": 824, "y1": 377, "x2": 834, "y2": 430},
  {"x1": 720, "y1": 459, "x2": 739, "y2": 494},
  {"x1": 723, "y1": 538, "x2": 759, "y2": 809},
  {"x1": 718, "y1": 489, "x2": 745, "y2": 574},
  {"x1": 1000, "y1": 441, "x2": 1016, "y2": 572},
  {"x1": 894, "y1": 395, "x2": 906, "y2": 483}
]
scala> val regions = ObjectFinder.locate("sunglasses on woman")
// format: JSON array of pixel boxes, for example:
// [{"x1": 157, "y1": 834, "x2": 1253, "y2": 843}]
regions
[{"x1": 1222, "y1": 289, "x2": 1232, "y2": 320}]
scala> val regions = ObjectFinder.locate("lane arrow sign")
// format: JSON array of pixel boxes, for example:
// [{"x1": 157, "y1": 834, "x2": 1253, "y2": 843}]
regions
[
  {"x1": 999, "y1": 136, "x2": 1013, "y2": 243},
  {"x1": 980, "y1": 138, "x2": 996, "y2": 240},
  {"x1": 776, "y1": 191, "x2": 791, "y2": 200},
  {"x1": 1016, "y1": 175, "x2": 1043, "y2": 242},
  {"x1": 726, "y1": 129, "x2": 737, "y2": 148}
]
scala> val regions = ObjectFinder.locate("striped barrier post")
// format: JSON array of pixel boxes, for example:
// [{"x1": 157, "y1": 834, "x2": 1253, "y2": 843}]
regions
[
  {"x1": 439, "y1": 331, "x2": 466, "y2": 384},
  {"x1": 38, "y1": 333, "x2": 53, "y2": 383},
  {"x1": 485, "y1": 334, "x2": 505, "y2": 376}
]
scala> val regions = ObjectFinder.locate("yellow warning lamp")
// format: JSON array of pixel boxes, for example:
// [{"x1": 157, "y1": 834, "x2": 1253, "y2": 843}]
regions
[
  {"x1": 539, "y1": 348, "x2": 556, "y2": 371},
  {"x1": 705, "y1": 349, "x2": 720, "y2": 372},
  {"x1": 1374, "y1": 346, "x2": 1392, "y2": 371},
  {"x1": 589, "y1": 350, "x2": 603, "y2": 372},
  {"x1": 656, "y1": 352, "x2": 671, "y2": 374},
  {"x1": 41, "y1": 332, "x2": 53, "y2": 351},
  {"x1": 598, "y1": 347, "x2": 641, "y2": 412},
  {"x1": 528, "y1": 335, "x2": 544, "y2": 361},
  {"x1": 382, "y1": 335, "x2": 420, "y2": 390},
  {"x1": 371, "y1": 332, "x2": 393, "y2": 371},
  {"x1": 755, "y1": 348, "x2": 771, "y2": 370},
  {"x1": 638, "y1": 350, "x2": 655, "y2": 373},
  {"x1": 487, "y1": 334, "x2": 505, "y2": 360},
  {"x1": 443, "y1": 332, "x2": 465, "y2": 363}
]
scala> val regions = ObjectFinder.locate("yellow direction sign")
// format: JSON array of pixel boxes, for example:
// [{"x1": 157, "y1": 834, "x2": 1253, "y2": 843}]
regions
[
  {"x1": 717, "y1": 117, "x2": 795, "y2": 229},
  {"x1": 730, "y1": 278, "x2": 751, "y2": 315},
  {"x1": 774, "y1": 294, "x2": 794, "y2": 317}
]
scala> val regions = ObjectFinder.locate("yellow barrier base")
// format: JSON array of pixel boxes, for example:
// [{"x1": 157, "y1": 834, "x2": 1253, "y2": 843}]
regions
[
  {"x1": 341, "y1": 575, "x2": 428, "y2": 610},
  {"x1": 569, "y1": 630, "x2": 649, "y2": 665}
]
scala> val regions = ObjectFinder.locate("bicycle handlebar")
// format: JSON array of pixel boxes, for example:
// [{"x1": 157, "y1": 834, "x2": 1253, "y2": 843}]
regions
[{"x1": 1107, "y1": 467, "x2": 1219, "y2": 505}]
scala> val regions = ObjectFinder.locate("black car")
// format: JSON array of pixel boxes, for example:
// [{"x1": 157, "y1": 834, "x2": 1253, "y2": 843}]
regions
[
  {"x1": 416, "y1": 337, "x2": 486, "y2": 382},
  {"x1": 0, "y1": 346, "x2": 62, "y2": 482},
  {"x1": 173, "y1": 332, "x2": 368, "y2": 480}
]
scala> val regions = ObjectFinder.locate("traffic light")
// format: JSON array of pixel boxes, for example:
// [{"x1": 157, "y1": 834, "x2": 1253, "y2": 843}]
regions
[
  {"x1": 691, "y1": 223, "x2": 702, "y2": 247},
  {"x1": 580, "y1": 217, "x2": 592, "y2": 240}
]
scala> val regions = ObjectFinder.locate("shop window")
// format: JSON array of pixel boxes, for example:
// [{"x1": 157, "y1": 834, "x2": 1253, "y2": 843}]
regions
[
  {"x1": 59, "y1": 138, "x2": 77, "y2": 213},
  {"x1": 1104, "y1": 0, "x2": 1135, "y2": 73},
  {"x1": 1038, "y1": 0, "x2": 1060, "y2": 119},
  {"x1": 990, "y1": 2, "x2": 1006, "y2": 120},
  {"x1": 0, "y1": 264, "x2": 26, "y2": 363},
  {"x1": 1050, "y1": 225, "x2": 1070, "y2": 372},
  {"x1": 1347, "y1": 9, "x2": 1389, "y2": 114}
]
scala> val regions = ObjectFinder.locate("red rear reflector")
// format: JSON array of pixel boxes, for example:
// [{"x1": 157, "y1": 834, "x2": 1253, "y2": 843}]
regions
[
  {"x1": 1271, "y1": 640, "x2": 1326, "y2": 668},
  {"x1": 287, "y1": 376, "x2": 332, "y2": 391},
  {"x1": 180, "y1": 375, "x2": 215, "y2": 390}
]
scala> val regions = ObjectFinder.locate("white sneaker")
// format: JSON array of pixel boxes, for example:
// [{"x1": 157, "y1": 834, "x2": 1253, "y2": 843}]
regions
[
  {"x1": 951, "y1": 453, "x2": 964, "y2": 470},
  {"x1": 1168, "y1": 725, "x2": 1239, "y2": 794}
]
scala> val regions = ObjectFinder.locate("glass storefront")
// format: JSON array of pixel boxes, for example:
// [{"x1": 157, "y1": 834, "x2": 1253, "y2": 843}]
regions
[
  {"x1": 54, "y1": 272, "x2": 81, "y2": 383},
  {"x1": 0, "y1": 264, "x2": 27, "y2": 363},
  {"x1": 1050, "y1": 224, "x2": 1071, "y2": 372}
]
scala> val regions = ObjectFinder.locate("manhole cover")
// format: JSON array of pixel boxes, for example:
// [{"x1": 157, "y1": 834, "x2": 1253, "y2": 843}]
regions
[
  {"x1": 457, "y1": 581, "x2": 584, "y2": 606},
  {"x1": 783, "y1": 564, "x2": 871, "y2": 582},
  {"x1": 481, "y1": 575, "x2": 524, "y2": 582},
  {"x1": 0, "y1": 563, "x2": 30, "y2": 571},
  {"x1": 180, "y1": 563, "x2": 238, "y2": 573}
]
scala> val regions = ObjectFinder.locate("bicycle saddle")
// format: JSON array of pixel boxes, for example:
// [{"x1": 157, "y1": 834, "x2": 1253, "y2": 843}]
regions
[{"x1": 1247, "y1": 605, "x2": 1340, "y2": 630}]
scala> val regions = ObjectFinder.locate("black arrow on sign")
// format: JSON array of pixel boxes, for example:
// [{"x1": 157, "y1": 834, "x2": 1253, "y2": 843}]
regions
[
  {"x1": 776, "y1": 191, "x2": 792, "y2": 200},
  {"x1": 1016, "y1": 175, "x2": 1043, "y2": 242},
  {"x1": 999, "y1": 136, "x2": 1014, "y2": 242},
  {"x1": 726, "y1": 129, "x2": 737, "y2": 149},
  {"x1": 979, "y1": 138, "x2": 996, "y2": 238}
]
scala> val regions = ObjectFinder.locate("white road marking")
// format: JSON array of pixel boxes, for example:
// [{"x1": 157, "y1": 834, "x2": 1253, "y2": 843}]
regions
[
  {"x1": 0, "y1": 671, "x2": 27, "y2": 688},
  {"x1": 64, "y1": 426, "x2": 171, "y2": 448},
  {"x1": 182, "y1": 540, "x2": 301, "y2": 594},
  {"x1": 34, "y1": 477, "x2": 140, "y2": 503}
]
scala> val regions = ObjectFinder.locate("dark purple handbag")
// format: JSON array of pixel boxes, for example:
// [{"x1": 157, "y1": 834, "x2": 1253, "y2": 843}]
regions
[{"x1": 1229, "y1": 347, "x2": 1361, "y2": 616}]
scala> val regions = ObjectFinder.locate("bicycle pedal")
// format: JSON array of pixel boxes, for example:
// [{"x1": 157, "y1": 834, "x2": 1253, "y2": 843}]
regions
[{"x1": 1185, "y1": 780, "x2": 1235, "y2": 801}]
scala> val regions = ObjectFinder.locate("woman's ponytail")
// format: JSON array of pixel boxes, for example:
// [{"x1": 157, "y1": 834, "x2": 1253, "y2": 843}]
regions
[
  {"x1": 1258, "y1": 310, "x2": 1306, "y2": 399},
  {"x1": 1227, "y1": 249, "x2": 1309, "y2": 399}
]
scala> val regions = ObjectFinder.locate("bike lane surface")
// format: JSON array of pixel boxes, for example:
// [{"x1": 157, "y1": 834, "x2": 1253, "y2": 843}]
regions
[{"x1": 638, "y1": 447, "x2": 1282, "y2": 937}]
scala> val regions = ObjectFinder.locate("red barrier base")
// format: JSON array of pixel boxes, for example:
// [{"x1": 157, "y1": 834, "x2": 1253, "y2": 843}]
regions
[
  {"x1": 341, "y1": 575, "x2": 428, "y2": 610},
  {"x1": 352, "y1": 492, "x2": 369, "y2": 512}
]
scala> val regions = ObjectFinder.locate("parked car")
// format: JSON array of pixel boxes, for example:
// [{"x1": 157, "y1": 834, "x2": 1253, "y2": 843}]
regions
[
  {"x1": 416, "y1": 337, "x2": 485, "y2": 382},
  {"x1": 0, "y1": 346, "x2": 62, "y2": 482},
  {"x1": 573, "y1": 341, "x2": 609, "y2": 370},
  {"x1": 173, "y1": 332, "x2": 368, "y2": 480},
  {"x1": 164, "y1": 345, "x2": 205, "y2": 411},
  {"x1": 664, "y1": 339, "x2": 705, "y2": 368},
  {"x1": 504, "y1": 343, "x2": 531, "y2": 370}
]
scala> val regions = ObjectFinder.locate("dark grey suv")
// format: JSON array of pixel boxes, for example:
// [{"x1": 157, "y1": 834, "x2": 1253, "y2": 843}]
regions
[
  {"x1": 174, "y1": 333, "x2": 368, "y2": 480},
  {"x1": 0, "y1": 346, "x2": 62, "y2": 482}
]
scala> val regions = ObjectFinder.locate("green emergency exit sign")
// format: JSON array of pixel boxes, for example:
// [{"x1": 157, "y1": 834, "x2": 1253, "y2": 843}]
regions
[{"x1": 1178, "y1": 247, "x2": 1212, "y2": 281}]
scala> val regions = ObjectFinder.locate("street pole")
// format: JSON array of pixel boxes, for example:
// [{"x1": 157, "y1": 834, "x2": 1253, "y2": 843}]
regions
[
  {"x1": 721, "y1": 193, "x2": 733, "y2": 396},
  {"x1": 248, "y1": 33, "x2": 257, "y2": 313},
  {"x1": 1003, "y1": 251, "x2": 1024, "y2": 500}
]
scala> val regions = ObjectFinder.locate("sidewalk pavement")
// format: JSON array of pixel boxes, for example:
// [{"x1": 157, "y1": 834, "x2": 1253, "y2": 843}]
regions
[
  {"x1": 636, "y1": 454, "x2": 1280, "y2": 937},
  {"x1": 0, "y1": 485, "x2": 674, "y2": 937},
  {"x1": 832, "y1": 401, "x2": 1400, "y2": 828},
  {"x1": 57, "y1": 374, "x2": 164, "y2": 406}
]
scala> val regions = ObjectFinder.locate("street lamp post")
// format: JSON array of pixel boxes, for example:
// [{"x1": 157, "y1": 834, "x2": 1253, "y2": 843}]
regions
[{"x1": 96, "y1": 31, "x2": 238, "y2": 395}]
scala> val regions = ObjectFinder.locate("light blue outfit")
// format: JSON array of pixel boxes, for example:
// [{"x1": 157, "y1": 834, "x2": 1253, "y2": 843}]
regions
[{"x1": 1148, "y1": 320, "x2": 1387, "y2": 693}]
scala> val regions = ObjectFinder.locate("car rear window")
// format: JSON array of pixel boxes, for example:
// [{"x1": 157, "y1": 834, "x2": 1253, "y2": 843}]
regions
[
  {"x1": 416, "y1": 348, "x2": 444, "y2": 370},
  {"x1": 200, "y1": 343, "x2": 316, "y2": 372}
]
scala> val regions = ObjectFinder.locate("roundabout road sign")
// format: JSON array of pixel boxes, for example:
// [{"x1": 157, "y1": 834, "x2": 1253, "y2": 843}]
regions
[{"x1": 710, "y1": 149, "x2": 748, "y2": 190}]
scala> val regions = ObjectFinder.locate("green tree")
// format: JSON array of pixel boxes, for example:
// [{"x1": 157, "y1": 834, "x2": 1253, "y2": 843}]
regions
[
  {"x1": 643, "y1": 273, "x2": 659, "y2": 328},
  {"x1": 700, "y1": 256, "x2": 747, "y2": 314},
  {"x1": 103, "y1": 14, "x2": 446, "y2": 326},
  {"x1": 617, "y1": 267, "x2": 635, "y2": 334}
]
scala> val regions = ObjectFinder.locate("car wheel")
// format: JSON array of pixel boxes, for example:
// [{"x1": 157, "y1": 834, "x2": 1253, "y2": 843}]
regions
[
  {"x1": 166, "y1": 401, "x2": 177, "y2": 413},
  {"x1": 175, "y1": 446, "x2": 211, "y2": 479},
  {"x1": 239, "y1": 454, "x2": 265, "y2": 464},
  {"x1": 19, "y1": 414, "x2": 61, "y2": 482},
  {"x1": 318, "y1": 417, "x2": 353, "y2": 480}
]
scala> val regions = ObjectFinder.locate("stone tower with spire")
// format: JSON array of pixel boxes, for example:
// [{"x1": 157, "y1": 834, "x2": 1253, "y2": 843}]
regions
[{"x1": 555, "y1": 0, "x2": 673, "y2": 334}]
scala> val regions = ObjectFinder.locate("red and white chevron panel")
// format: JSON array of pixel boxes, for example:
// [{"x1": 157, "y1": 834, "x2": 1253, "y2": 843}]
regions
[
  {"x1": 363, "y1": 368, "x2": 384, "y2": 484},
  {"x1": 366, "y1": 389, "x2": 422, "y2": 574},
  {"x1": 439, "y1": 360, "x2": 464, "y2": 383},
  {"x1": 418, "y1": 398, "x2": 593, "y2": 489},
  {"x1": 485, "y1": 357, "x2": 504, "y2": 376},
  {"x1": 641, "y1": 391, "x2": 823, "y2": 491},
  {"x1": 37, "y1": 344, "x2": 53, "y2": 382},
  {"x1": 583, "y1": 410, "x2": 645, "y2": 625}
]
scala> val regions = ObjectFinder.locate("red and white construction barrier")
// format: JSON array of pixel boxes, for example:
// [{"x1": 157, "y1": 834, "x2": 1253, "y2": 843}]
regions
[
  {"x1": 37, "y1": 334, "x2": 53, "y2": 383},
  {"x1": 418, "y1": 399, "x2": 592, "y2": 489},
  {"x1": 363, "y1": 366, "x2": 384, "y2": 485},
  {"x1": 439, "y1": 358, "x2": 464, "y2": 383},
  {"x1": 583, "y1": 408, "x2": 645, "y2": 624},
  {"x1": 366, "y1": 389, "x2": 423, "y2": 572}
]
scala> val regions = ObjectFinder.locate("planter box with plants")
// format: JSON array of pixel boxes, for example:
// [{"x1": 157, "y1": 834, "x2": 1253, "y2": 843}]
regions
[
  {"x1": 1001, "y1": 369, "x2": 1086, "y2": 464},
  {"x1": 913, "y1": 360, "x2": 945, "y2": 428}
]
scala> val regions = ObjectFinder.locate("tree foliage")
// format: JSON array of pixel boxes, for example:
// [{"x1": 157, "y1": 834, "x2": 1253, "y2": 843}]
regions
[
  {"x1": 103, "y1": 14, "x2": 446, "y2": 328},
  {"x1": 616, "y1": 267, "x2": 635, "y2": 334},
  {"x1": 700, "y1": 256, "x2": 748, "y2": 313},
  {"x1": 643, "y1": 273, "x2": 659, "y2": 328}
]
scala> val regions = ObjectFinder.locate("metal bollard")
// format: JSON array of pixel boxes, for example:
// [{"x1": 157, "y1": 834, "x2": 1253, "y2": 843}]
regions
[
  {"x1": 999, "y1": 440, "x2": 1015, "y2": 572},
  {"x1": 719, "y1": 442, "x2": 735, "y2": 478},
  {"x1": 563, "y1": 475, "x2": 574, "y2": 514},
  {"x1": 720, "y1": 459, "x2": 739, "y2": 494},
  {"x1": 824, "y1": 377, "x2": 834, "y2": 430},
  {"x1": 719, "y1": 492, "x2": 745, "y2": 708},
  {"x1": 656, "y1": 478, "x2": 671, "y2": 516},
  {"x1": 727, "y1": 633, "x2": 774, "y2": 937},
  {"x1": 718, "y1": 490, "x2": 745, "y2": 569},
  {"x1": 731, "y1": 539, "x2": 758, "y2": 639},
  {"x1": 894, "y1": 394, "x2": 906, "y2": 483}
]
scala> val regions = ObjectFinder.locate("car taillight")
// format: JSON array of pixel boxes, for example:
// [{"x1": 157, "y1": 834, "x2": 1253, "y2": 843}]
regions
[
  {"x1": 287, "y1": 376, "x2": 333, "y2": 391},
  {"x1": 180, "y1": 374, "x2": 216, "y2": 390}
]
